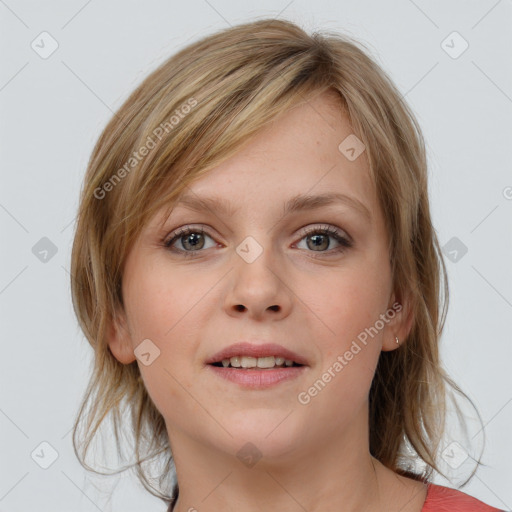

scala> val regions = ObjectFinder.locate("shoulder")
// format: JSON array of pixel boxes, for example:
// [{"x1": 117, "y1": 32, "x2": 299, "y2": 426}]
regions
[{"x1": 422, "y1": 483, "x2": 505, "y2": 512}]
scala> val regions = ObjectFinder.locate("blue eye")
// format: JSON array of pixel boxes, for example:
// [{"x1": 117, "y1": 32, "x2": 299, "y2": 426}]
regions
[
  {"x1": 164, "y1": 227, "x2": 217, "y2": 257},
  {"x1": 295, "y1": 225, "x2": 352, "y2": 255},
  {"x1": 164, "y1": 224, "x2": 352, "y2": 258}
]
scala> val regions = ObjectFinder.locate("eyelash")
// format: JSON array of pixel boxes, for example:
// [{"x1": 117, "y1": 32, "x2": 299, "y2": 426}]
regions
[{"x1": 163, "y1": 224, "x2": 353, "y2": 259}]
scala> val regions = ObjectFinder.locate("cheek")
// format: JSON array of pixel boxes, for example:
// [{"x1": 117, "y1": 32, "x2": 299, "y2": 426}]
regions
[
  {"x1": 296, "y1": 269, "x2": 386, "y2": 418},
  {"x1": 123, "y1": 263, "x2": 216, "y2": 414},
  {"x1": 299, "y1": 260, "x2": 390, "y2": 346},
  {"x1": 124, "y1": 260, "x2": 206, "y2": 341}
]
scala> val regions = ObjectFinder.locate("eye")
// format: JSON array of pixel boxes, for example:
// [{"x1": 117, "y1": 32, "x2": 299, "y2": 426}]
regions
[
  {"x1": 164, "y1": 226, "x2": 218, "y2": 257},
  {"x1": 294, "y1": 225, "x2": 353, "y2": 255},
  {"x1": 163, "y1": 224, "x2": 353, "y2": 258}
]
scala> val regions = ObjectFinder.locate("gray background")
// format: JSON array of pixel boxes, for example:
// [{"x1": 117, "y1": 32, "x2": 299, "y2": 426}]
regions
[{"x1": 1, "y1": 0, "x2": 511, "y2": 510}]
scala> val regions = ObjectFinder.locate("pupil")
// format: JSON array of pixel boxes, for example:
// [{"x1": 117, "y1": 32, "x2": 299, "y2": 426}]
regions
[
  {"x1": 309, "y1": 234, "x2": 327, "y2": 251},
  {"x1": 184, "y1": 233, "x2": 203, "y2": 250}
]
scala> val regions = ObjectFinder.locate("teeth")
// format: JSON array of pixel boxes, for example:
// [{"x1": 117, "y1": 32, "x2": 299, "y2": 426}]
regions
[
  {"x1": 219, "y1": 356, "x2": 297, "y2": 369},
  {"x1": 257, "y1": 356, "x2": 275, "y2": 368},
  {"x1": 230, "y1": 356, "x2": 241, "y2": 368},
  {"x1": 241, "y1": 356, "x2": 257, "y2": 368}
]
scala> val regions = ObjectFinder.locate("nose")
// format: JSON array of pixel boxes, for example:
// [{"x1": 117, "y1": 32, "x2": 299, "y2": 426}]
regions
[{"x1": 223, "y1": 242, "x2": 292, "y2": 321}]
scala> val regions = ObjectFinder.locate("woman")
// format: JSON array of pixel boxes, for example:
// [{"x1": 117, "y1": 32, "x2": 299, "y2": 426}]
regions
[{"x1": 70, "y1": 18, "x2": 503, "y2": 512}]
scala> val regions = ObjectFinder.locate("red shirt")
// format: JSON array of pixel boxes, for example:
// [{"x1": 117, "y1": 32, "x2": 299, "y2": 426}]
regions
[
  {"x1": 422, "y1": 483, "x2": 505, "y2": 511},
  {"x1": 166, "y1": 483, "x2": 505, "y2": 511}
]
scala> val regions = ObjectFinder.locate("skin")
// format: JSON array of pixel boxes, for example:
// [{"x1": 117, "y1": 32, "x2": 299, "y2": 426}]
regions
[{"x1": 107, "y1": 90, "x2": 427, "y2": 511}]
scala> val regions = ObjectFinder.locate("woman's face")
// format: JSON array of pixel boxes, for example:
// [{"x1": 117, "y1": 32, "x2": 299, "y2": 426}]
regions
[{"x1": 108, "y1": 90, "x2": 411, "y2": 463}]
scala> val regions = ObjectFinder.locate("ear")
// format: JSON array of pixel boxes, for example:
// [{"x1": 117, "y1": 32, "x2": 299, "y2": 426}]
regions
[
  {"x1": 381, "y1": 289, "x2": 414, "y2": 352},
  {"x1": 106, "y1": 307, "x2": 136, "y2": 364}
]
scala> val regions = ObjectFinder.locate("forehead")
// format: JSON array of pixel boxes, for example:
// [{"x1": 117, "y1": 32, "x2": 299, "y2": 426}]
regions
[
  {"x1": 170, "y1": 92, "x2": 376, "y2": 214},
  {"x1": 144, "y1": 90, "x2": 382, "y2": 239}
]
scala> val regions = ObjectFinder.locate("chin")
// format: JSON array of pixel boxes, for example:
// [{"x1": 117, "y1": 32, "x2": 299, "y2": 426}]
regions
[{"x1": 218, "y1": 409, "x2": 308, "y2": 463}]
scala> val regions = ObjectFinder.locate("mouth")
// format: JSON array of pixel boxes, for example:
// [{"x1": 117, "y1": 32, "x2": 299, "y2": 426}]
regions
[
  {"x1": 210, "y1": 356, "x2": 304, "y2": 369},
  {"x1": 205, "y1": 342, "x2": 308, "y2": 389}
]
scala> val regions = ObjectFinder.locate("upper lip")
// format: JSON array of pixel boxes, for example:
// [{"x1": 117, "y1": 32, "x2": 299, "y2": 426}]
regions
[{"x1": 205, "y1": 342, "x2": 309, "y2": 366}]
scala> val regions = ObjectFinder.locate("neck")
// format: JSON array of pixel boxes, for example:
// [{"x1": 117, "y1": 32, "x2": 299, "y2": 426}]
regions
[{"x1": 168, "y1": 407, "x2": 392, "y2": 512}]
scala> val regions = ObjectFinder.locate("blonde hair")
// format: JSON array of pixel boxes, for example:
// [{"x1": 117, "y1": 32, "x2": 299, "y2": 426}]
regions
[{"x1": 70, "y1": 17, "x2": 481, "y2": 506}]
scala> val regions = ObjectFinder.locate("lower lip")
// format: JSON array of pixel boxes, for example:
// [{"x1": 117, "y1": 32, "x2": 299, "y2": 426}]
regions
[{"x1": 206, "y1": 365, "x2": 307, "y2": 389}]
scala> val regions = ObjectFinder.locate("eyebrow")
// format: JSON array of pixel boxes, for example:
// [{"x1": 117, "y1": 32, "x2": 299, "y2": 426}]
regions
[{"x1": 173, "y1": 192, "x2": 372, "y2": 223}]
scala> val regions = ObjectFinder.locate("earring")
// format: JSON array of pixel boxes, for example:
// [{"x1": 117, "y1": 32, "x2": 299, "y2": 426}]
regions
[{"x1": 395, "y1": 336, "x2": 400, "y2": 345}]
